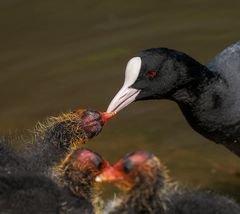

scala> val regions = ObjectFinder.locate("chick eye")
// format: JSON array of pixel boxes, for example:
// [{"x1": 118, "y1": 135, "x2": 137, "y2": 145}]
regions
[
  {"x1": 147, "y1": 71, "x2": 157, "y2": 78},
  {"x1": 95, "y1": 161, "x2": 103, "y2": 170},
  {"x1": 92, "y1": 158, "x2": 103, "y2": 170},
  {"x1": 123, "y1": 160, "x2": 133, "y2": 173}
]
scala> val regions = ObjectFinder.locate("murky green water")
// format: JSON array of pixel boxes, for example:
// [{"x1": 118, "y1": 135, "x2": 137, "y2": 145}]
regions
[{"x1": 0, "y1": 0, "x2": 240, "y2": 200}]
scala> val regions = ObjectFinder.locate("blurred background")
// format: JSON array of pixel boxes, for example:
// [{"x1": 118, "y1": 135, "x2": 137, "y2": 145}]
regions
[{"x1": 0, "y1": 0, "x2": 240, "y2": 200}]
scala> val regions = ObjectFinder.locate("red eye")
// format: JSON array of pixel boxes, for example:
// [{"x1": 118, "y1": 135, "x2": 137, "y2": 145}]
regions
[{"x1": 147, "y1": 71, "x2": 157, "y2": 78}]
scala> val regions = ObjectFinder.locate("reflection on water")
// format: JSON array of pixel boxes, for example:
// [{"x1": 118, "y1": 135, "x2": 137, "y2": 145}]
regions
[{"x1": 0, "y1": 0, "x2": 240, "y2": 200}]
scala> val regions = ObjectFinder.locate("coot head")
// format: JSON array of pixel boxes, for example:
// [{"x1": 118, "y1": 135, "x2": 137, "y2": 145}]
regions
[
  {"x1": 40, "y1": 109, "x2": 115, "y2": 149},
  {"x1": 96, "y1": 151, "x2": 166, "y2": 192},
  {"x1": 58, "y1": 148, "x2": 110, "y2": 197},
  {"x1": 79, "y1": 109, "x2": 116, "y2": 138},
  {"x1": 107, "y1": 48, "x2": 205, "y2": 113}
]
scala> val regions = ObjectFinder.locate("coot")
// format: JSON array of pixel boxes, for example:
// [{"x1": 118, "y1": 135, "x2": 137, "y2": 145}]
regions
[
  {"x1": 97, "y1": 151, "x2": 240, "y2": 214},
  {"x1": 23, "y1": 109, "x2": 115, "y2": 172},
  {"x1": 107, "y1": 42, "x2": 240, "y2": 156}
]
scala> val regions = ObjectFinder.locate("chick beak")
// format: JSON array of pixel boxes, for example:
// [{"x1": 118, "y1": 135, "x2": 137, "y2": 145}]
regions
[
  {"x1": 100, "y1": 111, "x2": 116, "y2": 124},
  {"x1": 95, "y1": 166, "x2": 123, "y2": 183}
]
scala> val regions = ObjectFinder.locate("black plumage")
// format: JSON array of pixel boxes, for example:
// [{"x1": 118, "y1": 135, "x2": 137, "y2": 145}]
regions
[
  {"x1": 107, "y1": 42, "x2": 240, "y2": 156},
  {"x1": 22, "y1": 109, "x2": 107, "y2": 173},
  {"x1": 0, "y1": 136, "x2": 27, "y2": 175},
  {"x1": 0, "y1": 109, "x2": 113, "y2": 213},
  {"x1": 98, "y1": 151, "x2": 240, "y2": 214},
  {"x1": 0, "y1": 173, "x2": 61, "y2": 214},
  {"x1": 0, "y1": 146, "x2": 107, "y2": 213}
]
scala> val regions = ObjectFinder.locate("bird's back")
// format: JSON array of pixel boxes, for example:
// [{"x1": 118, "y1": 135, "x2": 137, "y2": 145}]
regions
[
  {"x1": 207, "y1": 41, "x2": 240, "y2": 116},
  {"x1": 207, "y1": 41, "x2": 240, "y2": 77},
  {"x1": 0, "y1": 137, "x2": 27, "y2": 175},
  {"x1": 167, "y1": 190, "x2": 240, "y2": 214},
  {"x1": 202, "y1": 42, "x2": 240, "y2": 154},
  {"x1": 206, "y1": 41, "x2": 240, "y2": 121},
  {"x1": 0, "y1": 174, "x2": 60, "y2": 214}
]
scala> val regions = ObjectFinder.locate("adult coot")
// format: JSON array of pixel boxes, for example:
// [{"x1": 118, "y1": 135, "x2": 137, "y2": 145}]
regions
[
  {"x1": 107, "y1": 42, "x2": 240, "y2": 156},
  {"x1": 97, "y1": 151, "x2": 240, "y2": 214}
]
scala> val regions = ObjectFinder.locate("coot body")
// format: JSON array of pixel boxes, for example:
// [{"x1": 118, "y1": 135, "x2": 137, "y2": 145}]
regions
[{"x1": 107, "y1": 42, "x2": 240, "y2": 155}]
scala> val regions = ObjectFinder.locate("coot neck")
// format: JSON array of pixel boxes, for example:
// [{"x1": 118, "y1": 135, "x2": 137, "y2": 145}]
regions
[
  {"x1": 57, "y1": 168, "x2": 98, "y2": 204},
  {"x1": 117, "y1": 169, "x2": 168, "y2": 214},
  {"x1": 23, "y1": 124, "x2": 88, "y2": 173},
  {"x1": 170, "y1": 60, "x2": 222, "y2": 107},
  {"x1": 61, "y1": 187, "x2": 95, "y2": 214},
  {"x1": 67, "y1": 180, "x2": 100, "y2": 213},
  {"x1": 23, "y1": 136, "x2": 70, "y2": 173},
  {"x1": 69, "y1": 179, "x2": 97, "y2": 201}
]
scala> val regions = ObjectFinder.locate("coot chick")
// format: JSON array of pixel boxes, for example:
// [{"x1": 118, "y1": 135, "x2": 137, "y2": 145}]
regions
[
  {"x1": 0, "y1": 173, "x2": 64, "y2": 214},
  {"x1": 0, "y1": 136, "x2": 27, "y2": 175},
  {"x1": 55, "y1": 148, "x2": 111, "y2": 214},
  {"x1": 0, "y1": 148, "x2": 110, "y2": 214},
  {"x1": 97, "y1": 151, "x2": 240, "y2": 214},
  {"x1": 23, "y1": 109, "x2": 115, "y2": 172},
  {"x1": 107, "y1": 42, "x2": 240, "y2": 156}
]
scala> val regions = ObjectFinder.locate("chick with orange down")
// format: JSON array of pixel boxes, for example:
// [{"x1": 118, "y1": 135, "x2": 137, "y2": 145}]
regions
[
  {"x1": 0, "y1": 148, "x2": 111, "y2": 214},
  {"x1": 55, "y1": 148, "x2": 112, "y2": 214},
  {"x1": 97, "y1": 151, "x2": 240, "y2": 214},
  {"x1": 22, "y1": 109, "x2": 115, "y2": 173},
  {"x1": 0, "y1": 109, "x2": 115, "y2": 213}
]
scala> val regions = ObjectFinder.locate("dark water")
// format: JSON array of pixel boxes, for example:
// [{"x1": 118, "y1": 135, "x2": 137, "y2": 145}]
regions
[{"x1": 1, "y1": 0, "x2": 240, "y2": 200}]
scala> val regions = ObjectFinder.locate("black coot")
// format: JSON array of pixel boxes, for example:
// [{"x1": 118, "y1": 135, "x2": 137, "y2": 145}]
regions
[{"x1": 107, "y1": 42, "x2": 240, "y2": 156}]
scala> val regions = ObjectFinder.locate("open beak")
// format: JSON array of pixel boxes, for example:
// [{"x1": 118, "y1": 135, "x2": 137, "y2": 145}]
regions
[
  {"x1": 107, "y1": 86, "x2": 140, "y2": 113},
  {"x1": 95, "y1": 166, "x2": 124, "y2": 183}
]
